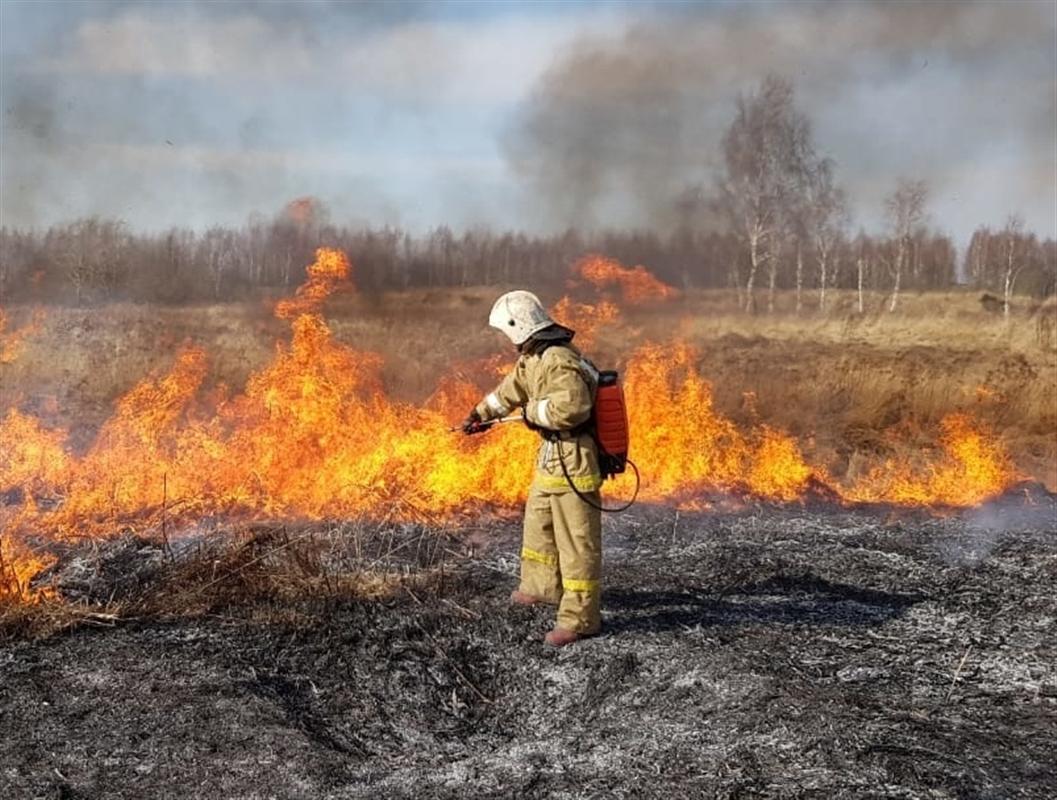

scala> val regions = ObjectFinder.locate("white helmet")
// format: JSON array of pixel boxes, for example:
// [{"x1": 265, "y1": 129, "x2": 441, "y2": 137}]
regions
[{"x1": 488, "y1": 290, "x2": 554, "y2": 345}]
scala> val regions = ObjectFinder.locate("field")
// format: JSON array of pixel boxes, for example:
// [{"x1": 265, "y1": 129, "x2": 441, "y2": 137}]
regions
[
  {"x1": 2, "y1": 286, "x2": 1055, "y2": 489},
  {"x1": 1, "y1": 501, "x2": 1055, "y2": 798},
  {"x1": 1, "y1": 280, "x2": 1056, "y2": 798}
]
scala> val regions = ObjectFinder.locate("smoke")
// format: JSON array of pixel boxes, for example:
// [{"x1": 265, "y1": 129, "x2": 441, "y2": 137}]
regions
[
  {"x1": 506, "y1": 1, "x2": 1057, "y2": 235},
  {"x1": 1, "y1": 2, "x2": 1053, "y2": 238},
  {"x1": 0, "y1": 1, "x2": 488, "y2": 231},
  {"x1": 0, "y1": 3, "x2": 294, "y2": 229},
  {"x1": 936, "y1": 484, "x2": 1057, "y2": 566}
]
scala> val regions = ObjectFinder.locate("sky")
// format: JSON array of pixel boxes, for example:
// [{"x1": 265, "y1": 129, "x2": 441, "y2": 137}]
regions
[{"x1": 1, "y1": 0, "x2": 1054, "y2": 244}]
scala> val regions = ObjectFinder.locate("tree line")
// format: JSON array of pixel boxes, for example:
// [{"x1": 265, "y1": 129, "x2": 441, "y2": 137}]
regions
[
  {"x1": 0, "y1": 77, "x2": 1053, "y2": 310},
  {"x1": 711, "y1": 75, "x2": 1054, "y2": 313}
]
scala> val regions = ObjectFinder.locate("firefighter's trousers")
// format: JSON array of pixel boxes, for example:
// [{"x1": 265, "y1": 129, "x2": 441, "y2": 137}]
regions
[{"x1": 519, "y1": 486, "x2": 603, "y2": 634}]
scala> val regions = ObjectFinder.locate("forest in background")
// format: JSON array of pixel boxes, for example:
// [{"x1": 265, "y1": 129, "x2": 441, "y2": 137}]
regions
[
  {"x1": 2, "y1": 206, "x2": 1053, "y2": 310},
  {"x1": 1, "y1": 76, "x2": 1054, "y2": 310}
]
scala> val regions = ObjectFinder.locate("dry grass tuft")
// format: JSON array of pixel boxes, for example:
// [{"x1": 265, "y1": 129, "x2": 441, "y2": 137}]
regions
[{"x1": 0, "y1": 519, "x2": 459, "y2": 639}]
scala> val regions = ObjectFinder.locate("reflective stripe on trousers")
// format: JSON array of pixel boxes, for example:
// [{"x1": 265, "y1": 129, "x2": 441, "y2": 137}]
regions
[
  {"x1": 521, "y1": 547, "x2": 557, "y2": 567},
  {"x1": 518, "y1": 486, "x2": 603, "y2": 634},
  {"x1": 562, "y1": 577, "x2": 599, "y2": 593}
]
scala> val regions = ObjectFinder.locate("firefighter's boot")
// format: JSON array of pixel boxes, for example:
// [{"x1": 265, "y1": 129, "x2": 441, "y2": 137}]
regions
[
  {"x1": 510, "y1": 590, "x2": 546, "y2": 606},
  {"x1": 544, "y1": 627, "x2": 586, "y2": 647}
]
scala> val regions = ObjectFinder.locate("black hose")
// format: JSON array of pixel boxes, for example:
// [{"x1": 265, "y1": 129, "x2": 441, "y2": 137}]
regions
[{"x1": 556, "y1": 439, "x2": 640, "y2": 513}]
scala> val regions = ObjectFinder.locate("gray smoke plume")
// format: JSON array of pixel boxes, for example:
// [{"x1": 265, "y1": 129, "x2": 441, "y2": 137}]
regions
[
  {"x1": 0, "y1": 1, "x2": 436, "y2": 231},
  {"x1": 935, "y1": 484, "x2": 1057, "y2": 566},
  {"x1": 1, "y1": 2, "x2": 1053, "y2": 237},
  {"x1": 506, "y1": 1, "x2": 1057, "y2": 235}
]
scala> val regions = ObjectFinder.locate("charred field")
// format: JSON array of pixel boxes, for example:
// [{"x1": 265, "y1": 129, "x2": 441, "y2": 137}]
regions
[
  {"x1": 2, "y1": 254, "x2": 1056, "y2": 798},
  {"x1": 2, "y1": 492, "x2": 1055, "y2": 800},
  {"x1": 4, "y1": 0, "x2": 1057, "y2": 794}
]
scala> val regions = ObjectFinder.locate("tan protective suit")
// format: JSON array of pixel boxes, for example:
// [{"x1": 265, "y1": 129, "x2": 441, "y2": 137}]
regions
[{"x1": 475, "y1": 343, "x2": 604, "y2": 634}]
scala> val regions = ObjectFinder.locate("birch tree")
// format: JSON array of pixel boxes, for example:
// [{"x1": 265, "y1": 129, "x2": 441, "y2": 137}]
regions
[
  {"x1": 804, "y1": 157, "x2": 848, "y2": 313},
  {"x1": 966, "y1": 226, "x2": 993, "y2": 289},
  {"x1": 883, "y1": 179, "x2": 928, "y2": 312},
  {"x1": 1000, "y1": 215, "x2": 1032, "y2": 320},
  {"x1": 202, "y1": 226, "x2": 237, "y2": 301},
  {"x1": 851, "y1": 231, "x2": 872, "y2": 314},
  {"x1": 795, "y1": 239, "x2": 804, "y2": 314},
  {"x1": 719, "y1": 75, "x2": 810, "y2": 313}
]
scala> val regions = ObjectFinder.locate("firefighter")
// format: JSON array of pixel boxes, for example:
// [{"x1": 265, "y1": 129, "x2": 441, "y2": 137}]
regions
[{"x1": 462, "y1": 290, "x2": 603, "y2": 647}]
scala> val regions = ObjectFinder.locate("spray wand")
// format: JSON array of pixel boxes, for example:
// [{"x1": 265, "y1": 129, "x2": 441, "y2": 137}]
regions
[
  {"x1": 448, "y1": 412, "x2": 640, "y2": 513},
  {"x1": 447, "y1": 415, "x2": 523, "y2": 434}
]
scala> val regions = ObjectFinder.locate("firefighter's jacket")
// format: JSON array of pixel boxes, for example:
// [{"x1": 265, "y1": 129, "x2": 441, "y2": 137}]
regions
[{"x1": 475, "y1": 344, "x2": 602, "y2": 493}]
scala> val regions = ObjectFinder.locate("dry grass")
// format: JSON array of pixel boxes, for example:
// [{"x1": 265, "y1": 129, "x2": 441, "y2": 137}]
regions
[
  {"x1": 0, "y1": 518, "x2": 456, "y2": 639},
  {"x1": 1, "y1": 288, "x2": 1054, "y2": 488}
]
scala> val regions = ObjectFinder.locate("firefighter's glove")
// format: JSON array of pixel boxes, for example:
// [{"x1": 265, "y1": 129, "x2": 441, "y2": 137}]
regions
[{"x1": 461, "y1": 410, "x2": 487, "y2": 436}]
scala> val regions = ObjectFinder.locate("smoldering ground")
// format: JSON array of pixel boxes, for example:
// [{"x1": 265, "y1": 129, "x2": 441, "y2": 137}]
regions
[
  {"x1": 1, "y1": 496, "x2": 1055, "y2": 799},
  {"x1": 1, "y1": 5, "x2": 1055, "y2": 794}
]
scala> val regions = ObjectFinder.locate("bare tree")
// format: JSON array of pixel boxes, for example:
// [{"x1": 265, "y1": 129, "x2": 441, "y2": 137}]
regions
[
  {"x1": 767, "y1": 235, "x2": 783, "y2": 314},
  {"x1": 794, "y1": 239, "x2": 804, "y2": 314},
  {"x1": 719, "y1": 75, "x2": 810, "y2": 313},
  {"x1": 966, "y1": 226, "x2": 993, "y2": 289},
  {"x1": 1000, "y1": 215, "x2": 1033, "y2": 320},
  {"x1": 56, "y1": 225, "x2": 91, "y2": 306},
  {"x1": 883, "y1": 179, "x2": 928, "y2": 312},
  {"x1": 53, "y1": 217, "x2": 129, "y2": 305},
  {"x1": 804, "y1": 157, "x2": 848, "y2": 313},
  {"x1": 202, "y1": 226, "x2": 238, "y2": 300}
]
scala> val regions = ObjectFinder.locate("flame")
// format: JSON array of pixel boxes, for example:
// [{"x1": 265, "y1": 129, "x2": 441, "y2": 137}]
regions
[
  {"x1": 551, "y1": 296, "x2": 620, "y2": 349},
  {"x1": 550, "y1": 254, "x2": 677, "y2": 347},
  {"x1": 574, "y1": 254, "x2": 679, "y2": 303},
  {"x1": 0, "y1": 308, "x2": 44, "y2": 365},
  {"x1": 748, "y1": 428, "x2": 817, "y2": 502},
  {"x1": 0, "y1": 409, "x2": 71, "y2": 491},
  {"x1": 1, "y1": 248, "x2": 531, "y2": 544},
  {"x1": 0, "y1": 248, "x2": 1023, "y2": 602},
  {"x1": 55, "y1": 347, "x2": 210, "y2": 526},
  {"x1": 275, "y1": 247, "x2": 351, "y2": 319},
  {"x1": 282, "y1": 196, "x2": 326, "y2": 227},
  {"x1": 847, "y1": 414, "x2": 1015, "y2": 507},
  {"x1": 618, "y1": 342, "x2": 815, "y2": 503},
  {"x1": 0, "y1": 536, "x2": 52, "y2": 601}
]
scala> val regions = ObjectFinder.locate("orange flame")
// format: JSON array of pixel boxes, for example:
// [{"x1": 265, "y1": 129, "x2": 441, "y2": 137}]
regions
[
  {"x1": 275, "y1": 247, "x2": 351, "y2": 319},
  {"x1": 574, "y1": 254, "x2": 679, "y2": 303},
  {"x1": 618, "y1": 342, "x2": 815, "y2": 503},
  {"x1": 54, "y1": 347, "x2": 209, "y2": 526},
  {"x1": 0, "y1": 308, "x2": 44, "y2": 365},
  {"x1": 551, "y1": 296, "x2": 621, "y2": 349},
  {"x1": 550, "y1": 254, "x2": 677, "y2": 347},
  {"x1": 0, "y1": 409, "x2": 71, "y2": 491},
  {"x1": 0, "y1": 248, "x2": 1022, "y2": 602},
  {"x1": 1, "y1": 248, "x2": 531, "y2": 543},
  {"x1": 847, "y1": 414, "x2": 1016, "y2": 507},
  {"x1": 0, "y1": 536, "x2": 53, "y2": 601},
  {"x1": 282, "y1": 196, "x2": 326, "y2": 227}
]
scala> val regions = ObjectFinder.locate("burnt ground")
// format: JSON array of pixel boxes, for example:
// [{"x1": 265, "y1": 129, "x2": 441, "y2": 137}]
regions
[{"x1": 1, "y1": 495, "x2": 1055, "y2": 800}]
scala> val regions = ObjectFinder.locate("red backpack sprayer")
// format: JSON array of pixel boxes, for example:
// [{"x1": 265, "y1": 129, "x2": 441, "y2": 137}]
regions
[{"x1": 457, "y1": 369, "x2": 639, "y2": 512}]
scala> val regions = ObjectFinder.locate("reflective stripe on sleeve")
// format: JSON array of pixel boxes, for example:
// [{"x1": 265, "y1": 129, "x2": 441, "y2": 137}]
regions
[
  {"x1": 485, "y1": 392, "x2": 509, "y2": 415},
  {"x1": 521, "y1": 547, "x2": 557, "y2": 567},
  {"x1": 537, "y1": 398, "x2": 552, "y2": 428},
  {"x1": 562, "y1": 577, "x2": 599, "y2": 593}
]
